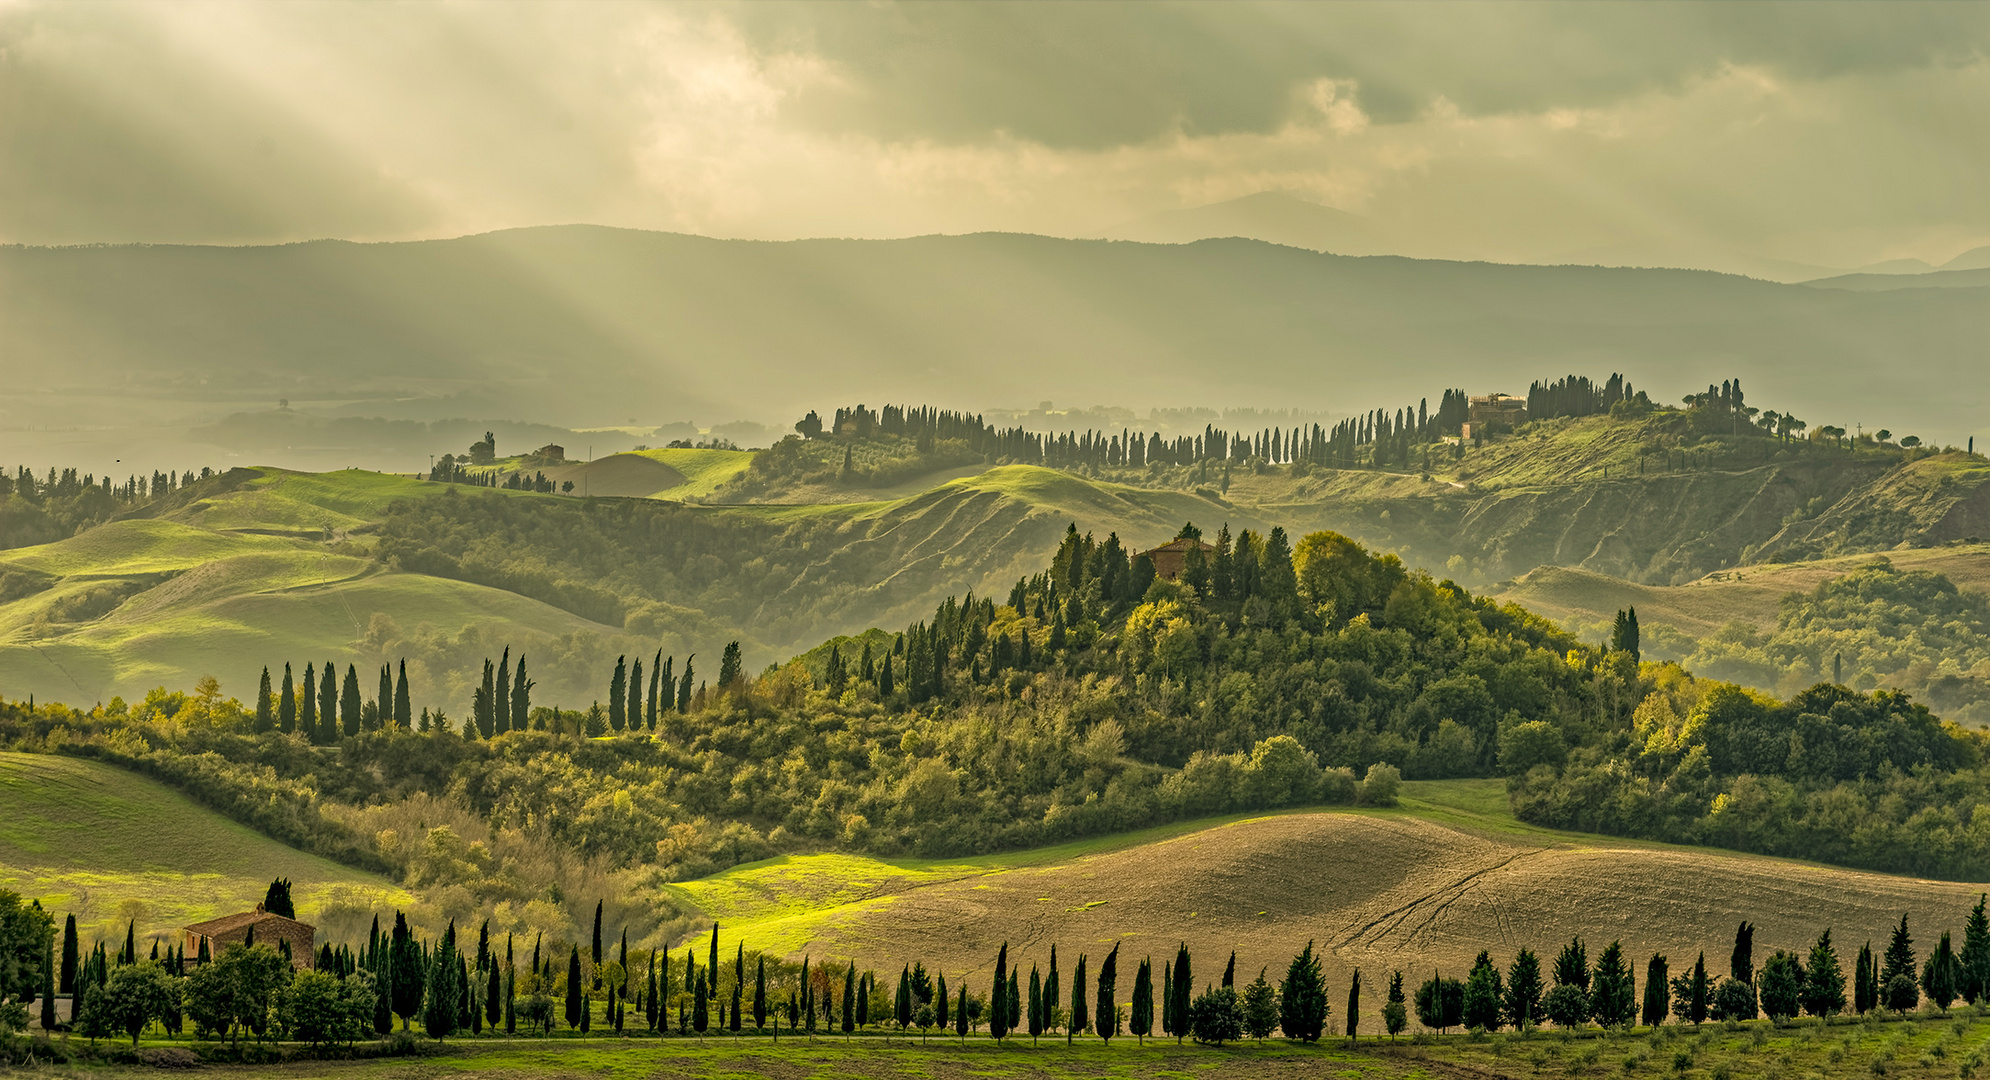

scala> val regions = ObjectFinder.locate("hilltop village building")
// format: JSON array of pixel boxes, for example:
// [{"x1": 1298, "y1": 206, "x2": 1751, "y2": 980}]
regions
[
  {"x1": 182, "y1": 905, "x2": 316, "y2": 970},
  {"x1": 1460, "y1": 392, "x2": 1528, "y2": 442},
  {"x1": 1136, "y1": 536, "x2": 1217, "y2": 581}
]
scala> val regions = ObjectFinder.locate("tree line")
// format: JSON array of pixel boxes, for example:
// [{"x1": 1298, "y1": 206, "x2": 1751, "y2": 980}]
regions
[{"x1": 11, "y1": 882, "x2": 1990, "y2": 1053}]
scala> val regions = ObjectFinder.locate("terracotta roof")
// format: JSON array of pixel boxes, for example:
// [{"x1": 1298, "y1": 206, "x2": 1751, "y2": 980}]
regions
[
  {"x1": 1139, "y1": 537, "x2": 1214, "y2": 555},
  {"x1": 184, "y1": 908, "x2": 316, "y2": 937}
]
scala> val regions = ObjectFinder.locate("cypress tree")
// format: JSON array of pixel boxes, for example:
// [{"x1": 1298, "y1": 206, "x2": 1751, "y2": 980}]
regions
[
  {"x1": 1223, "y1": 950, "x2": 1235, "y2": 988},
  {"x1": 678, "y1": 656, "x2": 694, "y2": 713},
  {"x1": 255, "y1": 666, "x2": 273, "y2": 732},
  {"x1": 316, "y1": 660, "x2": 335, "y2": 741},
  {"x1": 425, "y1": 921, "x2": 463, "y2": 1040},
  {"x1": 1462, "y1": 950, "x2": 1503, "y2": 1031},
  {"x1": 1070, "y1": 953, "x2": 1088, "y2": 1039},
  {"x1": 1044, "y1": 944, "x2": 1059, "y2": 1038},
  {"x1": 278, "y1": 663, "x2": 296, "y2": 734},
  {"x1": 505, "y1": 934, "x2": 516, "y2": 1035},
  {"x1": 1855, "y1": 941, "x2": 1875, "y2": 1014},
  {"x1": 842, "y1": 964, "x2": 855, "y2": 1035},
  {"x1": 566, "y1": 946, "x2": 584, "y2": 1030},
  {"x1": 731, "y1": 945, "x2": 743, "y2": 1033},
  {"x1": 709, "y1": 925, "x2": 720, "y2": 998},
  {"x1": 1007, "y1": 969, "x2": 1020, "y2": 1037},
  {"x1": 299, "y1": 662, "x2": 317, "y2": 740},
  {"x1": 1171, "y1": 943, "x2": 1192, "y2": 1043},
  {"x1": 1027, "y1": 965, "x2": 1043, "y2": 1041},
  {"x1": 1926, "y1": 931, "x2": 1960, "y2": 1010},
  {"x1": 512, "y1": 656, "x2": 531, "y2": 732},
  {"x1": 121, "y1": 920, "x2": 135, "y2": 965},
  {"x1": 1964, "y1": 895, "x2": 1990, "y2": 1005},
  {"x1": 756, "y1": 955, "x2": 768, "y2": 1030},
  {"x1": 341, "y1": 663, "x2": 362, "y2": 738},
  {"x1": 1685, "y1": 951, "x2": 1711, "y2": 1024},
  {"x1": 956, "y1": 982, "x2": 969, "y2": 1039},
  {"x1": 1643, "y1": 954, "x2": 1669, "y2": 1027},
  {"x1": 377, "y1": 664, "x2": 393, "y2": 730},
  {"x1": 1161, "y1": 961, "x2": 1172, "y2": 1037},
  {"x1": 609, "y1": 655, "x2": 627, "y2": 731},
  {"x1": 38, "y1": 932, "x2": 54, "y2": 1031},
  {"x1": 628, "y1": 657, "x2": 643, "y2": 730},
  {"x1": 395, "y1": 659, "x2": 412, "y2": 727},
  {"x1": 1096, "y1": 943, "x2": 1119, "y2": 1043},
  {"x1": 991, "y1": 943, "x2": 1008, "y2": 1039},
  {"x1": 588, "y1": 902, "x2": 604, "y2": 987},
  {"x1": 1730, "y1": 922, "x2": 1755, "y2": 984},
  {"x1": 1346, "y1": 969, "x2": 1361, "y2": 1043},
  {"x1": 648, "y1": 650, "x2": 663, "y2": 728},
  {"x1": 1590, "y1": 941, "x2": 1636, "y2": 1028},
  {"x1": 1130, "y1": 957, "x2": 1153, "y2": 1043},
  {"x1": 494, "y1": 649, "x2": 511, "y2": 735},
  {"x1": 59, "y1": 914, "x2": 77, "y2": 993}
]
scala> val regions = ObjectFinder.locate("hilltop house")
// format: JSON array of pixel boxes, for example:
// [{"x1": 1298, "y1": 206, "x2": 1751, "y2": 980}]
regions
[
  {"x1": 182, "y1": 905, "x2": 315, "y2": 970},
  {"x1": 1136, "y1": 536, "x2": 1216, "y2": 581}
]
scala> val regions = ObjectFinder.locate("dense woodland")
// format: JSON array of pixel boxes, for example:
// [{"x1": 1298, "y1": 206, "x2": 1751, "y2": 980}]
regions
[{"x1": 0, "y1": 464, "x2": 215, "y2": 552}]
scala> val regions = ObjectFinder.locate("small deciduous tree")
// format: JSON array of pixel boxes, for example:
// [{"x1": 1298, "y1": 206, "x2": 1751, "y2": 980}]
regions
[
  {"x1": 1758, "y1": 950, "x2": 1805, "y2": 1021},
  {"x1": 1188, "y1": 985, "x2": 1244, "y2": 1045}
]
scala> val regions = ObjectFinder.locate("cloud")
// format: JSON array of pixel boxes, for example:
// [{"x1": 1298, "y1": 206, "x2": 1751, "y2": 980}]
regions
[{"x1": 0, "y1": 1, "x2": 1985, "y2": 270}]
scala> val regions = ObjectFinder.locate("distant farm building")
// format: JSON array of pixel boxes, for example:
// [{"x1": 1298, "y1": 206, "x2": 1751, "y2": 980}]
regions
[
  {"x1": 1136, "y1": 536, "x2": 1216, "y2": 581},
  {"x1": 182, "y1": 905, "x2": 315, "y2": 970},
  {"x1": 1467, "y1": 393, "x2": 1528, "y2": 426}
]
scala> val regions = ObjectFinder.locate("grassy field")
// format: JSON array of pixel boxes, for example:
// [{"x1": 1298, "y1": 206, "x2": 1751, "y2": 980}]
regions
[
  {"x1": 662, "y1": 778, "x2": 1985, "y2": 1041},
  {"x1": 0, "y1": 752, "x2": 408, "y2": 946},
  {"x1": 31, "y1": 1007, "x2": 1990, "y2": 1079},
  {"x1": 1495, "y1": 542, "x2": 1990, "y2": 641},
  {"x1": 631, "y1": 447, "x2": 755, "y2": 498}
]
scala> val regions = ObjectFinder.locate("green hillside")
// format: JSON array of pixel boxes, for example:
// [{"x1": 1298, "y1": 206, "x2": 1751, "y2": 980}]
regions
[{"x1": 0, "y1": 751, "x2": 407, "y2": 944}]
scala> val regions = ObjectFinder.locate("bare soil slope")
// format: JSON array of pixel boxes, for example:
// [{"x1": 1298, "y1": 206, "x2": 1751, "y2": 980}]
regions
[
  {"x1": 756, "y1": 812, "x2": 1982, "y2": 1029},
  {"x1": 540, "y1": 453, "x2": 688, "y2": 498}
]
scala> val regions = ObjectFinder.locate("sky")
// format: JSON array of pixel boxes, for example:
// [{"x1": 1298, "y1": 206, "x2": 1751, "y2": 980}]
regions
[{"x1": 3, "y1": 1, "x2": 1988, "y2": 272}]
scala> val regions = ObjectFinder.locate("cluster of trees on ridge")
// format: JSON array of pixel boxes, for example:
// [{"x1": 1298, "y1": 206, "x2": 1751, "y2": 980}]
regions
[
  {"x1": 8, "y1": 879, "x2": 1990, "y2": 1058},
  {"x1": 0, "y1": 463, "x2": 218, "y2": 552}
]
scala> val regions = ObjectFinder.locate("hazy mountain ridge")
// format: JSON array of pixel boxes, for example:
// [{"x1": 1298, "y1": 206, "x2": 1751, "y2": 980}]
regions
[{"x1": 5, "y1": 225, "x2": 1989, "y2": 456}]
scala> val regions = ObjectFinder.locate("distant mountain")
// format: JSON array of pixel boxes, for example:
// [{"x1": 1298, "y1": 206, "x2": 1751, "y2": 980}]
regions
[
  {"x1": 4, "y1": 225, "x2": 1989, "y2": 456},
  {"x1": 1943, "y1": 245, "x2": 1990, "y2": 271},
  {"x1": 1097, "y1": 191, "x2": 1390, "y2": 255},
  {"x1": 1802, "y1": 266, "x2": 1990, "y2": 292}
]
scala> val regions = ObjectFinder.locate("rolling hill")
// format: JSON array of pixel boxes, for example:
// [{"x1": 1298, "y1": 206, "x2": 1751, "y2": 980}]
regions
[
  {"x1": 7, "y1": 226, "x2": 1990, "y2": 462},
  {"x1": 670, "y1": 780, "x2": 1986, "y2": 1035},
  {"x1": 0, "y1": 751, "x2": 408, "y2": 946}
]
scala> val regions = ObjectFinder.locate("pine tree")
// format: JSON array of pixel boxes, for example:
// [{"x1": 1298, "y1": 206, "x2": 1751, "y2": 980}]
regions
[
  {"x1": 340, "y1": 663, "x2": 362, "y2": 738},
  {"x1": 1555, "y1": 937, "x2": 1591, "y2": 991},
  {"x1": 1963, "y1": 895, "x2": 1990, "y2": 1005},
  {"x1": 1130, "y1": 957, "x2": 1153, "y2": 1043},
  {"x1": 1384, "y1": 971, "x2": 1408, "y2": 1039},
  {"x1": 1882, "y1": 915, "x2": 1918, "y2": 1011},
  {"x1": 279, "y1": 663, "x2": 296, "y2": 734},
  {"x1": 1462, "y1": 950, "x2": 1503, "y2": 1031},
  {"x1": 255, "y1": 666, "x2": 273, "y2": 732},
  {"x1": 1803, "y1": 929, "x2": 1846, "y2": 1018},
  {"x1": 396, "y1": 660, "x2": 412, "y2": 727},
  {"x1": 1504, "y1": 947, "x2": 1543, "y2": 1028},
  {"x1": 1589, "y1": 941, "x2": 1636, "y2": 1028},
  {"x1": 1642, "y1": 954, "x2": 1669, "y2": 1027}
]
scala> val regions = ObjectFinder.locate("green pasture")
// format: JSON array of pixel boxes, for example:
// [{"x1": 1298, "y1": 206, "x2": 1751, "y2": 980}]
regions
[{"x1": 0, "y1": 752, "x2": 407, "y2": 944}]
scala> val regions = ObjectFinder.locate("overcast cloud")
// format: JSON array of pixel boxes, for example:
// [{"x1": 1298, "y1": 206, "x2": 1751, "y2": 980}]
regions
[{"x1": 2, "y1": 1, "x2": 1986, "y2": 270}]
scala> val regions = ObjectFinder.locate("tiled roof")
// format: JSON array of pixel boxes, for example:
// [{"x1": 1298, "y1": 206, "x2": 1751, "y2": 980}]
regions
[{"x1": 184, "y1": 909, "x2": 316, "y2": 937}]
